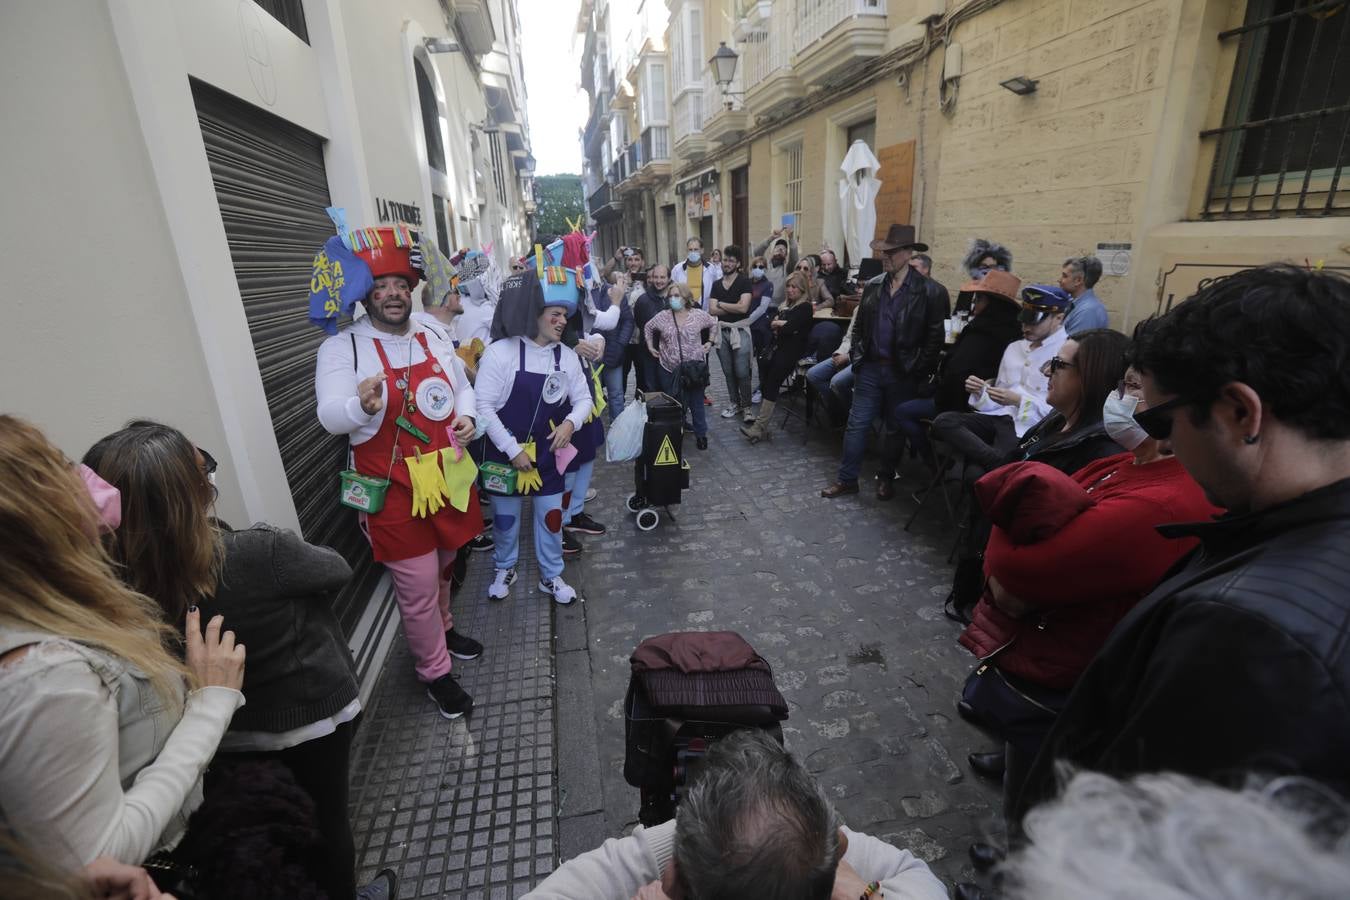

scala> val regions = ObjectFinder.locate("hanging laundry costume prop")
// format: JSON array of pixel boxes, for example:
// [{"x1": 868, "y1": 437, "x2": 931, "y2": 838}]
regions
[
  {"x1": 312, "y1": 218, "x2": 483, "y2": 714},
  {"x1": 475, "y1": 255, "x2": 593, "y2": 605}
]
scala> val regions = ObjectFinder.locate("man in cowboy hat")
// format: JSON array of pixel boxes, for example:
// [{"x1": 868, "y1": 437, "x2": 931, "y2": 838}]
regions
[{"x1": 822, "y1": 224, "x2": 949, "y2": 501}]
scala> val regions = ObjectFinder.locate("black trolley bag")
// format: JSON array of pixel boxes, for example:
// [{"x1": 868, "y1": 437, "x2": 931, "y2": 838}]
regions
[
  {"x1": 622, "y1": 631, "x2": 788, "y2": 826},
  {"x1": 626, "y1": 391, "x2": 691, "y2": 530}
]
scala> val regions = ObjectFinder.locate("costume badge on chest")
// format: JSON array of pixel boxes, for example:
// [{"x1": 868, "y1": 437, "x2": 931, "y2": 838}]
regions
[
  {"x1": 415, "y1": 377, "x2": 455, "y2": 421},
  {"x1": 542, "y1": 372, "x2": 565, "y2": 405}
]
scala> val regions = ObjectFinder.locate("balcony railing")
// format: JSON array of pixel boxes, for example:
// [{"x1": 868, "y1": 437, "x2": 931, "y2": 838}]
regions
[
  {"x1": 588, "y1": 180, "x2": 612, "y2": 212},
  {"x1": 641, "y1": 126, "x2": 670, "y2": 163},
  {"x1": 673, "y1": 90, "x2": 706, "y2": 139},
  {"x1": 793, "y1": 0, "x2": 885, "y2": 54},
  {"x1": 625, "y1": 141, "x2": 642, "y2": 176},
  {"x1": 743, "y1": 1, "x2": 793, "y2": 86}
]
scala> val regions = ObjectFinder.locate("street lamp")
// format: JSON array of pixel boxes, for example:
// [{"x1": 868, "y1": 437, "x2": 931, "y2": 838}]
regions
[
  {"x1": 709, "y1": 42, "x2": 744, "y2": 107},
  {"x1": 423, "y1": 37, "x2": 461, "y2": 54},
  {"x1": 999, "y1": 75, "x2": 1039, "y2": 95}
]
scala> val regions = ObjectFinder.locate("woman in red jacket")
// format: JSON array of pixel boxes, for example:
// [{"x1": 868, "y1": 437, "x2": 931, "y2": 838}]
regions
[{"x1": 958, "y1": 365, "x2": 1221, "y2": 806}]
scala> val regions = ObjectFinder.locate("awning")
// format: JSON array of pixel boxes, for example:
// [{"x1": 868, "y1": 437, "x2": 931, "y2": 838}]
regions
[{"x1": 675, "y1": 167, "x2": 719, "y2": 195}]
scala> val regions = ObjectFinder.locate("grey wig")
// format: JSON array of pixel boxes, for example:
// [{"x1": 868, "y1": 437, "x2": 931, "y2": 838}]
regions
[{"x1": 962, "y1": 238, "x2": 1013, "y2": 278}]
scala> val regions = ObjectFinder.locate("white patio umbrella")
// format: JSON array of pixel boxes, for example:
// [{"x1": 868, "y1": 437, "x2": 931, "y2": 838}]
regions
[{"x1": 838, "y1": 139, "x2": 882, "y2": 268}]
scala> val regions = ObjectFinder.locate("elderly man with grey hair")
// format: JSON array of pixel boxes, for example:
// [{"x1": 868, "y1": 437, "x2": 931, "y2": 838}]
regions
[
  {"x1": 523, "y1": 729, "x2": 946, "y2": 900},
  {"x1": 1058, "y1": 256, "x2": 1108, "y2": 334}
]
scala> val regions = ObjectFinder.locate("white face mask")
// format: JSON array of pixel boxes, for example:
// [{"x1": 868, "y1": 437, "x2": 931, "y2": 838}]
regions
[
  {"x1": 687, "y1": 251, "x2": 701, "y2": 265},
  {"x1": 750, "y1": 267, "x2": 765, "y2": 280},
  {"x1": 1102, "y1": 392, "x2": 1149, "y2": 450}
]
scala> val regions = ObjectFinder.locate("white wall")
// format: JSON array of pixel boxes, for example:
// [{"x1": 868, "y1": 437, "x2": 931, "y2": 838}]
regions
[{"x1": 0, "y1": 0, "x2": 251, "y2": 527}]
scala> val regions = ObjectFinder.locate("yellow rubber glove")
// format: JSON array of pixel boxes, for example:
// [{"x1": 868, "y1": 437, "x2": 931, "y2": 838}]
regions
[
  {"x1": 516, "y1": 440, "x2": 543, "y2": 494},
  {"x1": 589, "y1": 363, "x2": 607, "y2": 423},
  {"x1": 406, "y1": 450, "x2": 450, "y2": 517},
  {"x1": 440, "y1": 445, "x2": 478, "y2": 512}
]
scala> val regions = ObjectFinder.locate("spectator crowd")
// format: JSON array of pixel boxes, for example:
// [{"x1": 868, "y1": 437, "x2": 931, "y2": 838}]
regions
[{"x1": 3, "y1": 213, "x2": 1350, "y2": 900}]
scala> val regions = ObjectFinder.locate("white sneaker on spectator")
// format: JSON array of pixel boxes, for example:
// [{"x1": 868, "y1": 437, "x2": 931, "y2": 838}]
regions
[
  {"x1": 751, "y1": 389, "x2": 762, "y2": 404},
  {"x1": 720, "y1": 406, "x2": 738, "y2": 418},
  {"x1": 487, "y1": 567, "x2": 516, "y2": 600},
  {"x1": 538, "y1": 575, "x2": 578, "y2": 605},
  {"x1": 585, "y1": 486, "x2": 598, "y2": 502}
]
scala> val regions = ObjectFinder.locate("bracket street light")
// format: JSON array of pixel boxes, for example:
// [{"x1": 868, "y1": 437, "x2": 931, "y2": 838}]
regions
[
  {"x1": 999, "y1": 75, "x2": 1039, "y2": 95},
  {"x1": 424, "y1": 37, "x2": 462, "y2": 53},
  {"x1": 709, "y1": 42, "x2": 745, "y2": 108}
]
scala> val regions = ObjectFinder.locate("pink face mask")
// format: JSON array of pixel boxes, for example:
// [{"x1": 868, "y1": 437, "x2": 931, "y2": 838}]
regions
[{"x1": 78, "y1": 464, "x2": 122, "y2": 533}]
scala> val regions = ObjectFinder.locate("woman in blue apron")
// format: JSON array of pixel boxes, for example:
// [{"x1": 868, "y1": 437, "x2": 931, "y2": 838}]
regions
[{"x1": 476, "y1": 265, "x2": 593, "y2": 605}]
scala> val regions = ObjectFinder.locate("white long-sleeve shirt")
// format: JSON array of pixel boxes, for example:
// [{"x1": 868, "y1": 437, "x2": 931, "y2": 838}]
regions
[
  {"x1": 0, "y1": 634, "x2": 243, "y2": 867},
  {"x1": 475, "y1": 336, "x2": 593, "y2": 462},
  {"x1": 315, "y1": 317, "x2": 476, "y2": 446},
  {"x1": 969, "y1": 326, "x2": 1068, "y2": 436},
  {"x1": 522, "y1": 819, "x2": 948, "y2": 900}
]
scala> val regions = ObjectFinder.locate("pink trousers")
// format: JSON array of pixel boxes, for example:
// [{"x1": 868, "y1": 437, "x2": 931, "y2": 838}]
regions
[{"x1": 384, "y1": 547, "x2": 458, "y2": 682}]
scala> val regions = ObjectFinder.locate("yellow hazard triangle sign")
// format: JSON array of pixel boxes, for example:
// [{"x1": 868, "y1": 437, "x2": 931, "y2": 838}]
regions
[{"x1": 653, "y1": 435, "x2": 680, "y2": 466}]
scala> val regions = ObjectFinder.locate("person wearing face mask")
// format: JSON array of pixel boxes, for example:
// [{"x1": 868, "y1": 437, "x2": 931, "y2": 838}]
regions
[
  {"x1": 633, "y1": 264, "x2": 672, "y2": 394},
  {"x1": 670, "y1": 237, "x2": 721, "y2": 311},
  {"x1": 477, "y1": 262, "x2": 593, "y2": 606},
  {"x1": 954, "y1": 362, "x2": 1220, "y2": 815},
  {"x1": 644, "y1": 283, "x2": 717, "y2": 450}
]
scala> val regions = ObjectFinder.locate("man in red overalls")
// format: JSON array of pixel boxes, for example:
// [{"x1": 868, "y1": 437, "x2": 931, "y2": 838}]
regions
[{"x1": 314, "y1": 225, "x2": 484, "y2": 719}]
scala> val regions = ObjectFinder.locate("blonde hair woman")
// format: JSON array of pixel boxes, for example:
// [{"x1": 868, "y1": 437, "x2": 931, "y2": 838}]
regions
[
  {"x1": 0, "y1": 416, "x2": 245, "y2": 869},
  {"x1": 743, "y1": 272, "x2": 815, "y2": 442}
]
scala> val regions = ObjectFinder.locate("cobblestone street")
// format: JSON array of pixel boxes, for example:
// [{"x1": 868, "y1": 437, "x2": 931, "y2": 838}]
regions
[
  {"x1": 556, "y1": 371, "x2": 1003, "y2": 891},
  {"x1": 351, "y1": 370, "x2": 1002, "y2": 897}
]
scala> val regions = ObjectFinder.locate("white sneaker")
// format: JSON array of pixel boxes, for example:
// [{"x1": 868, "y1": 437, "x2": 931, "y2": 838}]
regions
[
  {"x1": 585, "y1": 486, "x2": 598, "y2": 503},
  {"x1": 538, "y1": 575, "x2": 578, "y2": 605},
  {"x1": 751, "y1": 389, "x2": 762, "y2": 404},
  {"x1": 720, "y1": 406, "x2": 738, "y2": 418},
  {"x1": 487, "y1": 568, "x2": 516, "y2": 600}
]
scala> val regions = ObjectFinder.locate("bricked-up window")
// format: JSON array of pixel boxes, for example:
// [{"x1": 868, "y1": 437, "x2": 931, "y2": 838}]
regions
[
  {"x1": 784, "y1": 143, "x2": 803, "y2": 225},
  {"x1": 1202, "y1": 0, "x2": 1349, "y2": 218},
  {"x1": 252, "y1": 0, "x2": 308, "y2": 44}
]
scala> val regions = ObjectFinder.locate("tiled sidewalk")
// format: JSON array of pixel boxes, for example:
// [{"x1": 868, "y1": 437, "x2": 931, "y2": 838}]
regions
[{"x1": 348, "y1": 533, "x2": 558, "y2": 899}]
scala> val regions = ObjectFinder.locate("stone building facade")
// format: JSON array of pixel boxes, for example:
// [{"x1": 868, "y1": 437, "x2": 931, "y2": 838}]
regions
[{"x1": 580, "y1": 0, "x2": 1348, "y2": 325}]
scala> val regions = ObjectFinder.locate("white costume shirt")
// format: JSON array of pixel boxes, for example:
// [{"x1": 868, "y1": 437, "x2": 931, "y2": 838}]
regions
[
  {"x1": 475, "y1": 336, "x2": 593, "y2": 462},
  {"x1": 969, "y1": 326, "x2": 1068, "y2": 437},
  {"x1": 315, "y1": 316, "x2": 476, "y2": 446}
]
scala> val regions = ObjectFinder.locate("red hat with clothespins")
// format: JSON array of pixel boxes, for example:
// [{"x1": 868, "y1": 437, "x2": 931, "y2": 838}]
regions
[{"x1": 348, "y1": 223, "x2": 422, "y2": 289}]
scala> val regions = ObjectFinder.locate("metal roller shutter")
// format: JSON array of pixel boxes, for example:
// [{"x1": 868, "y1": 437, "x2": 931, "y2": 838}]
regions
[{"x1": 192, "y1": 78, "x2": 380, "y2": 634}]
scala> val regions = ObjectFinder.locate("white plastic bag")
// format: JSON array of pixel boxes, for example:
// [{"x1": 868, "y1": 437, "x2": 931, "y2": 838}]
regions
[{"x1": 606, "y1": 399, "x2": 647, "y2": 462}]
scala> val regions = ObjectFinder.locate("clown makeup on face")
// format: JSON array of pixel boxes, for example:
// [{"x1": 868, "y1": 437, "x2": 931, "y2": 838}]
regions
[
  {"x1": 365, "y1": 275, "x2": 413, "y2": 331},
  {"x1": 536, "y1": 306, "x2": 569, "y2": 345}
]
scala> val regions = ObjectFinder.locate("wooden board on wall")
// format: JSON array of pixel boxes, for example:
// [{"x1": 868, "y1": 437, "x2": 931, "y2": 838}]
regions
[{"x1": 873, "y1": 141, "x2": 915, "y2": 238}]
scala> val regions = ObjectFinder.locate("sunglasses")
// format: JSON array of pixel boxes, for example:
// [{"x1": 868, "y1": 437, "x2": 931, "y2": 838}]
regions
[
  {"x1": 1039, "y1": 356, "x2": 1076, "y2": 376},
  {"x1": 196, "y1": 447, "x2": 218, "y2": 476},
  {"x1": 1132, "y1": 395, "x2": 1193, "y2": 440}
]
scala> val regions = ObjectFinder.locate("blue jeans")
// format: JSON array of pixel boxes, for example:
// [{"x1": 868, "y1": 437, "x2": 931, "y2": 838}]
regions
[
  {"x1": 807, "y1": 359, "x2": 854, "y2": 402},
  {"x1": 660, "y1": 367, "x2": 708, "y2": 437},
  {"x1": 894, "y1": 397, "x2": 937, "y2": 461},
  {"x1": 601, "y1": 365, "x2": 625, "y2": 421},
  {"x1": 837, "y1": 363, "x2": 913, "y2": 484},
  {"x1": 491, "y1": 493, "x2": 565, "y2": 580},
  {"x1": 716, "y1": 330, "x2": 753, "y2": 410},
  {"x1": 563, "y1": 460, "x2": 595, "y2": 522}
]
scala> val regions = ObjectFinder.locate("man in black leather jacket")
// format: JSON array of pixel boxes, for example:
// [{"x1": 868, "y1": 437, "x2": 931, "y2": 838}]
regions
[
  {"x1": 822, "y1": 224, "x2": 948, "y2": 500},
  {"x1": 1010, "y1": 264, "x2": 1350, "y2": 826}
]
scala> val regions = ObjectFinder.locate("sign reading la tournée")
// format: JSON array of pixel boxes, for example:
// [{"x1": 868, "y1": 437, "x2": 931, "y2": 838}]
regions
[{"x1": 376, "y1": 197, "x2": 423, "y2": 226}]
